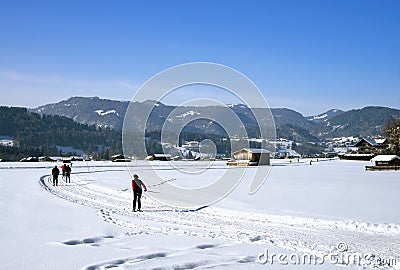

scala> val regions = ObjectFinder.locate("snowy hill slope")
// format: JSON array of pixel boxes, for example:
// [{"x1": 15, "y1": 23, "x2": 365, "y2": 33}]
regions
[
  {"x1": 313, "y1": 106, "x2": 400, "y2": 138},
  {"x1": 307, "y1": 109, "x2": 344, "y2": 123},
  {"x1": 31, "y1": 96, "x2": 129, "y2": 129}
]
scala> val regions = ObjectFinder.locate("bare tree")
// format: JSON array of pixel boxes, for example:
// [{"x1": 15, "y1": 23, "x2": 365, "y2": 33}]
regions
[{"x1": 383, "y1": 117, "x2": 400, "y2": 155}]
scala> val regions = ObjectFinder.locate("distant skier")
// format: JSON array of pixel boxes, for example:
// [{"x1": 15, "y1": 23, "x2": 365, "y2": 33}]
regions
[
  {"x1": 131, "y1": 174, "x2": 147, "y2": 212},
  {"x1": 52, "y1": 166, "x2": 60, "y2": 186},
  {"x1": 65, "y1": 165, "x2": 71, "y2": 183}
]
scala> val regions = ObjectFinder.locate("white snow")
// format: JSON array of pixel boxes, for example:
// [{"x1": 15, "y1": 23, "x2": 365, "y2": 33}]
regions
[
  {"x1": 95, "y1": 109, "x2": 118, "y2": 116},
  {"x1": 0, "y1": 139, "x2": 13, "y2": 147},
  {"x1": 0, "y1": 159, "x2": 399, "y2": 269},
  {"x1": 311, "y1": 113, "x2": 328, "y2": 120},
  {"x1": 227, "y1": 104, "x2": 248, "y2": 108},
  {"x1": 175, "y1": 110, "x2": 200, "y2": 118}
]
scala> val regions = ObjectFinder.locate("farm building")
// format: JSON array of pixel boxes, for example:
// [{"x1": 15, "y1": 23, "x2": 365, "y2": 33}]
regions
[
  {"x1": 366, "y1": 155, "x2": 400, "y2": 171},
  {"x1": 227, "y1": 148, "x2": 271, "y2": 166},
  {"x1": 145, "y1": 154, "x2": 172, "y2": 161},
  {"x1": 111, "y1": 154, "x2": 131, "y2": 162},
  {"x1": 38, "y1": 156, "x2": 60, "y2": 162}
]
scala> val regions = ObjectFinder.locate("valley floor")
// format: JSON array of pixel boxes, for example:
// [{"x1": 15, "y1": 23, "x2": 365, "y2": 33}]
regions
[{"x1": 0, "y1": 159, "x2": 399, "y2": 269}]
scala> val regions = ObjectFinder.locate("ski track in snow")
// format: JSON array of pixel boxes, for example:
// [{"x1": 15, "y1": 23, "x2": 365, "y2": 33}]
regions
[{"x1": 39, "y1": 173, "x2": 400, "y2": 270}]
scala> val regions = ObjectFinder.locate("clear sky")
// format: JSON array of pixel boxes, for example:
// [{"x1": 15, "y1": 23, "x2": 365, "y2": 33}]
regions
[{"x1": 1, "y1": 0, "x2": 399, "y2": 116}]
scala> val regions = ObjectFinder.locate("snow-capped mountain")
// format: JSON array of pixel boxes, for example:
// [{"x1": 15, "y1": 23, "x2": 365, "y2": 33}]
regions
[
  {"x1": 31, "y1": 97, "x2": 129, "y2": 129},
  {"x1": 31, "y1": 97, "x2": 314, "y2": 140},
  {"x1": 30, "y1": 97, "x2": 400, "y2": 140}
]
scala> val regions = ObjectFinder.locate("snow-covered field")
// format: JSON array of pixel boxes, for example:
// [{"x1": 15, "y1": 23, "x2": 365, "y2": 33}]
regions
[{"x1": 0, "y1": 159, "x2": 399, "y2": 269}]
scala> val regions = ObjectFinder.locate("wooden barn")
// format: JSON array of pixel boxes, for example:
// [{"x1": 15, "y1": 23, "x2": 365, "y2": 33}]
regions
[
  {"x1": 111, "y1": 154, "x2": 131, "y2": 162},
  {"x1": 227, "y1": 148, "x2": 271, "y2": 166},
  {"x1": 366, "y1": 155, "x2": 400, "y2": 171}
]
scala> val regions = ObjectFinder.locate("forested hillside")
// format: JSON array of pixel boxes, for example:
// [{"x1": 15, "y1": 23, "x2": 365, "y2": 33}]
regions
[
  {"x1": 0, "y1": 107, "x2": 122, "y2": 161},
  {"x1": 313, "y1": 106, "x2": 400, "y2": 138}
]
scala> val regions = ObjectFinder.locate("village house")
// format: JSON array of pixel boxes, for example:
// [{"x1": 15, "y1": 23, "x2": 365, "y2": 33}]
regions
[
  {"x1": 354, "y1": 138, "x2": 388, "y2": 154},
  {"x1": 227, "y1": 148, "x2": 271, "y2": 166}
]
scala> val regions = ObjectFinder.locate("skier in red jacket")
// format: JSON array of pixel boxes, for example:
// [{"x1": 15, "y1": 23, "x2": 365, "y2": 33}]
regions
[
  {"x1": 61, "y1": 164, "x2": 66, "y2": 180},
  {"x1": 131, "y1": 174, "x2": 147, "y2": 212}
]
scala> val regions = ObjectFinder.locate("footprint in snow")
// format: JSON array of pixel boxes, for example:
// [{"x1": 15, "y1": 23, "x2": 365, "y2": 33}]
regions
[
  {"x1": 195, "y1": 244, "x2": 219, "y2": 250},
  {"x1": 61, "y1": 235, "x2": 114, "y2": 246}
]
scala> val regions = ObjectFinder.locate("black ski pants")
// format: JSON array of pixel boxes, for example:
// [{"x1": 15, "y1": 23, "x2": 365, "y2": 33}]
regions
[{"x1": 133, "y1": 189, "x2": 142, "y2": 210}]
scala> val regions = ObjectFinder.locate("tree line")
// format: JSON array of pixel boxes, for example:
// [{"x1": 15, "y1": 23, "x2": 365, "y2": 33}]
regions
[{"x1": 1, "y1": 106, "x2": 399, "y2": 161}]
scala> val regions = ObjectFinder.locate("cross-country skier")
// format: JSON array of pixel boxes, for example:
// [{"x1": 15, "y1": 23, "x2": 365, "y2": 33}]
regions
[
  {"x1": 52, "y1": 166, "x2": 60, "y2": 186},
  {"x1": 61, "y1": 164, "x2": 66, "y2": 180},
  {"x1": 131, "y1": 174, "x2": 147, "y2": 212},
  {"x1": 65, "y1": 165, "x2": 71, "y2": 183}
]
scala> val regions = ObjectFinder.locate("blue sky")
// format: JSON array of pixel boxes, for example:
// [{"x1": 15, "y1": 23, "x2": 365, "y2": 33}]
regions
[{"x1": 0, "y1": 0, "x2": 399, "y2": 115}]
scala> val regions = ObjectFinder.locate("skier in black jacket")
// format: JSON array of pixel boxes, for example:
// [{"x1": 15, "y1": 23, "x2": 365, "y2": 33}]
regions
[
  {"x1": 131, "y1": 174, "x2": 147, "y2": 212},
  {"x1": 52, "y1": 166, "x2": 60, "y2": 186},
  {"x1": 65, "y1": 165, "x2": 71, "y2": 183}
]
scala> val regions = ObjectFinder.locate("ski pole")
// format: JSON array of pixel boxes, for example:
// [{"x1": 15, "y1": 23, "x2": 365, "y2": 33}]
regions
[{"x1": 147, "y1": 190, "x2": 160, "y2": 194}]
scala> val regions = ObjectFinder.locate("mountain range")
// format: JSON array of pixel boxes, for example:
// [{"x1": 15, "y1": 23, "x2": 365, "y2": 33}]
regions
[{"x1": 30, "y1": 96, "x2": 400, "y2": 142}]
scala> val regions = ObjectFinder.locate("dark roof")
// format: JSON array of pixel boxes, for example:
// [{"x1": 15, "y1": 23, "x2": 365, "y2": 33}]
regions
[{"x1": 354, "y1": 138, "x2": 385, "y2": 147}]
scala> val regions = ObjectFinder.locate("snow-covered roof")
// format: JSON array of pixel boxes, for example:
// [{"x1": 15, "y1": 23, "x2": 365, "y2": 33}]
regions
[
  {"x1": 111, "y1": 154, "x2": 125, "y2": 158},
  {"x1": 341, "y1": 153, "x2": 375, "y2": 157},
  {"x1": 235, "y1": 148, "x2": 271, "y2": 154},
  {"x1": 371, "y1": 155, "x2": 400, "y2": 162},
  {"x1": 374, "y1": 138, "x2": 387, "y2": 144},
  {"x1": 153, "y1": 154, "x2": 172, "y2": 158}
]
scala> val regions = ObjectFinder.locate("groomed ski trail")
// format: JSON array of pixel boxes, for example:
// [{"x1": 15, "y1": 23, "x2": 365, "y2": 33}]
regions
[{"x1": 40, "y1": 173, "x2": 400, "y2": 269}]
